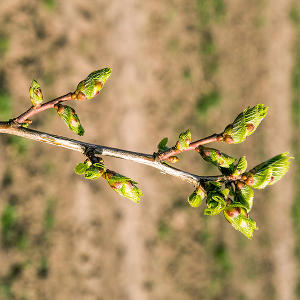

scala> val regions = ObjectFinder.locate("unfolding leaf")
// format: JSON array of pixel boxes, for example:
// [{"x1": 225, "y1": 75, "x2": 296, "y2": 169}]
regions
[
  {"x1": 198, "y1": 146, "x2": 236, "y2": 170},
  {"x1": 223, "y1": 104, "x2": 268, "y2": 144},
  {"x1": 55, "y1": 104, "x2": 84, "y2": 136},
  {"x1": 188, "y1": 185, "x2": 206, "y2": 208},
  {"x1": 157, "y1": 137, "x2": 169, "y2": 152},
  {"x1": 235, "y1": 183, "x2": 254, "y2": 212},
  {"x1": 29, "y1": 80, "x2": 43, "y2": 107},
  {"x1": 74, "y1": 68, "x2": 112, "y2": 100},
  {"x1": 248, "y1": 152, "x2": 292, "y2": 189},
  {"x1": 175, "y1": 129, "x2": 191, "y2": 150},
  {"x1": 105, "y1": 171, "x2": 142, "y2": 203},
  {"x1": 224, "y1": 206, "x2": 258, "y2": 239}
]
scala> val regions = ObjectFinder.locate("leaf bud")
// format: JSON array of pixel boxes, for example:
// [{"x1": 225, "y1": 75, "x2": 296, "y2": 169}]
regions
[
  {"x1": 235, "y1": 182, "x2": 254, "y2": 212},
  {"x1": 29, "y1": 80, "x2": 43, "y2": 107},
  {"x1": 55, "y1": 104, "x2": 85, "y2": 136},
  {"x1": 175, "y1": 129, "x2": 191, "y2": 151},
  {"x1": 73, "y1": 68, "x2": 112, "y2": 100},
  {"x1": 232, "y1": 156, "x2": 248, "y2": 177},
  {"x1": 105, "y1": 170, "x2": 143, "y2": 203},
  {"x1": 204, "y1": 188, "x2": 228, "y2": 216},
  {"x1": 247, "y1": 152, "x2": 292, "y2": 189},
  {"x1": 187, "y1": 185, "x2": 206, "y2": 208},
  {"x1": 168, "y1": 156, "x2": 179, "y2": 163},
  {"x1": 222, "y1": 104, "x2": 268, "y2": 144},
  {"x1": 223, "y1": 206, "x2": 258, "y2": 239},
  {"x1": 198, "y1": 146, "x2": 236, "y2": 169}
]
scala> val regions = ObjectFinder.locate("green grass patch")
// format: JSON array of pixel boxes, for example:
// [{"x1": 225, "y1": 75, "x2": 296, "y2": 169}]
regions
[
  {"x1": 197, "y1": 0, "x2": 225, "y2": 27},
  {"x1": 196, "y1": 89, "x2": 220, "y2": 117},
  {"x1": 43, "y1": 0, "x2": 56, "y2": 10},
  {"x1": 1, "y1": 204, "x2": 28, "y2": 250},
  {"x1": 44, "y1": 199, "x2": 55, "y2": 231},
  {"x1": 0, "y1": 34, "x2": 9, "y2": 55},
  {"x1": 158, "y1": 220, "x2": 171, "y2": 238},
  {"x1": 0, "y1": 93, "x2": 12, "y2": 120},
  {"x1": 37, "y1": 256, "x2": 49, "y2": 278}
]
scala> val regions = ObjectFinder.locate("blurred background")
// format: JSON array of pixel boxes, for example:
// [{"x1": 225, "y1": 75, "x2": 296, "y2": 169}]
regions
[{"x1": 0, "y1": 0, "x2": 299, "y2": 299}]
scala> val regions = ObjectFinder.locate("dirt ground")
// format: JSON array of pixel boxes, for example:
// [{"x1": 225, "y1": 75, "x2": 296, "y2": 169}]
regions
[{"x1": 0, "y1": 0, "x2": 298, "y2": 300}]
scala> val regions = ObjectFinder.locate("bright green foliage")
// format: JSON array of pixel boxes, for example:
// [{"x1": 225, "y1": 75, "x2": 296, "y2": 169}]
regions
[
  {"x1": 105, "y1": 171, "x2": 143, "y2": 203},
  {"x1": 232, "y1": 156, "x2": 247, "y2": 176},
  {"x1": 204, "y1": 188, "x2": 228, "y2": 216},
  {"x1": 223, "y1": 104, "x2": 268, "y2": 143},
  {"x1": 55, "y1": 104, "x2": 84, "y2": 136},
  {"x1": 224, "y1": 206, "x2": 258, "y2": 239},
  {"x1": 235, "y1": 183, "x2": 254, "y2": 212},
  {"x1": 198, "y1": 146, "x2": 235, "y2": 169},
  {"x1": 249, "y1": 152, "x2": 293, "y2": 189},
  {"x1": 175, "y1": 129, "x2": 191, "y2": 150},
  {"x1": 84, "y1": 165, "x2": 105, "y2": 180},
  {"x1": 29, "y1": 80, "x2": 43, "y2": 107},
  {"x1": 157, "y1": 137, "x2": 169, "y2": 152},
  {"x1": 74, "y1": 161, "x2": 90, "y2": 175},
  {"x1": 74, "y1": 160, "x2": 105, "y2": 179},
  {"x1": 74, "y1": 68, "x2": 112, "y2": 100},
  {"x1": 188, "y1": 185, "x2": 206, "y2": 208}
]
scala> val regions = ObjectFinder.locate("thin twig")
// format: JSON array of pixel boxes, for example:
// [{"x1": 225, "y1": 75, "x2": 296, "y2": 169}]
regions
[
  {"x1": 0, "y1": 122, "x2": 231, "y2": 186},
  {"x1": 13, "y1": 93, "x2": 73, "y2": 124},
  {"x1": 156, "y1": 133, "x2": 222, "y2": 161}
]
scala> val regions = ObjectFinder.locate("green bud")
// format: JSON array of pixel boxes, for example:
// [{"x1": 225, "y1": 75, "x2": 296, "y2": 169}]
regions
[
  {"x1": 75, "y1": 159, "x2": 105, "y2": 179},
  {"x1": 75, "y1": 162, "x2": 89, "y2": 175},
  {"x1": 198, "y1": 146, "x2": 236, "y2": 169},
  {"x1": 204, "y1": 188, "x2": 228, "y2": 216},
  {"x1": 168, "y1": 156, "x2": 179, "y2": 163},
  {"x1": 188, "y1": 185, "x2": 206, "y2": 208},
  {"x1": 55, "y1": 104, "x2": 84, "y2": 136},
  {"x1": 29, "y1": 80, "x2": 43, "y2": 107},
  {"x1": 235, "y1": 182, "x2": 254, "y2": 212},
  {"x1": 105, "y1": 170, "x2": 143, "y2": 203},
  {"x1": 175, "y1": 129, "x2": 191, "y2": 150},
  {"x1": 232, "y1": 156, "x2": 248, "y2": 177},
  {"x1": 223, "y1": 104, "x2": 268, "y2": 144},
  {"x1": 73, "y1": 68, "x2": 112, "y2": 100},
  {"x1": 157, "y1": 137, "x2": 169, "y2": 152},
  {"x1": 84, "y1": 164, "x2": 106, "y2": 180},
  {"x1": 224, "y1": 206, "x2": 258, "y2": 239},
  {"x1": 248, "y1": 152, "x2": 292, "y2": 189}
]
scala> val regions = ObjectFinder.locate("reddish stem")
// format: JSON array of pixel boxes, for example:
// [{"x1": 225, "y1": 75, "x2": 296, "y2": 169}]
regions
[
  {"x1": 14, "y1": 92, "x2": 73, "y2": 124},
  {"x1": 156, "y1": 133, "x2": 222, "y2": 161}
]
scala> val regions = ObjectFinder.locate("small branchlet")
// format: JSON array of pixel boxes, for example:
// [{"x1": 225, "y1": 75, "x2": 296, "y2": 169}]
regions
[{"x1": 0, "y1": 69, "x2": 292, "y2": 240}]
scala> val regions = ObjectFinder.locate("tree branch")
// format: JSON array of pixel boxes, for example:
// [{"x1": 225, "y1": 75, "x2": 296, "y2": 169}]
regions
[
  {"x1": 13, "y1": 92, "x2": 73, "y2": 124},
  {"x1": 156, "y1": 133, "x2": 223, "y2": 161},
  {"x1": 0, "y1": 122, "x2": 230, "y2": 186}
]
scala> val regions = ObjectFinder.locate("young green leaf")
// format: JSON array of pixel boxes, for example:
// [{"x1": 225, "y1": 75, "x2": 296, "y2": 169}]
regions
[
  {"x1": 235, "y1": 182, "x2": 254, "y2": 212},
  {"x1": 204, "y1": 189, "x2": 228, "y2": 216},
  {"x1": 157, "y1": 137, "x2": 169, "y2": 152},
  {"x1": 247, "y1": 152, "x2": 293, "y2": 189},
  {"x1": 75, "y1": 163, "x2": 89, "y2": 175},
  {"x1": 223, "y1": 206, "x2": 258, "y2": 239},
  {"x1": 198, "y1": 146, "x2": 236, "y2": 169},
  {"x1": 29, "y1": 80, "x2": 43, "y2": 107},
  {"x1": 232, "y1": 156, "x2": 248, "y2": 176},
  {"x1": 222, "y1": 104, "x2": 268, "y2": 144},
  {"x1": 175, "y1": 129, "x2": 191, "y2": 151},
  {"x1": 105, "y1": 170, "x2": 143, "y2": 203},
  {"x1": 55, "y1": 104, "x2": 84, "y2": 136},
  {"x1": 73, "y1": 68, "x2": 112, "y2": 100},
  {"x1": 188, "y1": 185, "x2": 206, "y2": 208},
  {"x1": 84, "y1": 165, "x2": 105, "y2": 180}
]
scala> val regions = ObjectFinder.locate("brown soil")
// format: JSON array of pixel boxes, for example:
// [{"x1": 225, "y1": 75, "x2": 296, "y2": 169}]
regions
[{"x1": 0, "y1": 0, "x2": 297, "y2": 300}]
